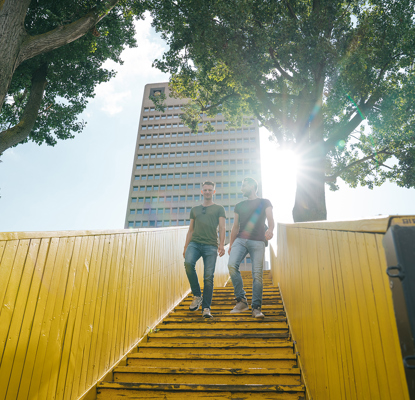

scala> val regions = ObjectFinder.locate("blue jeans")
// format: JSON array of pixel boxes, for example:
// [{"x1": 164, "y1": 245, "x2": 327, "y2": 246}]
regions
[
  {"x1": 228, "y1": 237, "x2": 265, "y2": 309},
  {"x1": 184, "y1": 242, "x2": 218, "y2": 310}
]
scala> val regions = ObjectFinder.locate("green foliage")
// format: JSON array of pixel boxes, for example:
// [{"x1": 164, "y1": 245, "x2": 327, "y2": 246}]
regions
[
  {"x1": 149, "y1": 0, "x2": 415, "y2": 191},
  {"x1": 0, "y1": 0, "x2": 146, "y2": 147}
]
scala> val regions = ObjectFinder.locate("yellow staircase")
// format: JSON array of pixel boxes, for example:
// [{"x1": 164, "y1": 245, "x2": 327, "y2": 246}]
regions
[{"x1": 97, "y1": 271, "x2": 305, "y2": 399}]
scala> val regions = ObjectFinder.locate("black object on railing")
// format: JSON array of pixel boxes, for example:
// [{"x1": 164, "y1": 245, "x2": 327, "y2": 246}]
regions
[{"x1": 383, "y1": 219, "x2": 415, "y2": 398}]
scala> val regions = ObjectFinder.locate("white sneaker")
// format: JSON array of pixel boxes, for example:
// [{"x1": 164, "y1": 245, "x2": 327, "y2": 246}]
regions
[
  {"x1": 202, "y1": 308, "x2": 213, "y2": 318},
  {"x1": 230, "y1": 298, "x2": 249, "y2": 313},
  {"x1": 252, "y1": 308, "x2": 265, "y2": 319},
  {"x1": 189, "y1": 296, "x2": 203, "y2": 311}
]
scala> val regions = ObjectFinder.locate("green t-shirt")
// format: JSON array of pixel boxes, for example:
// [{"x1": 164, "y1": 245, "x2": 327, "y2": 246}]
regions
[{"x1": 190, "y1": 204, "x2": 226, "y2": 247}]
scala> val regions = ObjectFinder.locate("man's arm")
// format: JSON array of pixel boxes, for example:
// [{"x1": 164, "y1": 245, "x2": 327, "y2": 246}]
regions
[
  {"x1": 228, "y1": 213, "x2": 240, "y2": 255},
  {"x1": 265, "y1": 206, "x2": 274, "y2": 240},
  {"x1": 218, "y1": 216, "x2": 226, "y2": 257},
  {"x1": 183, "y1": 219, "x2": 195, "y2": 258}
]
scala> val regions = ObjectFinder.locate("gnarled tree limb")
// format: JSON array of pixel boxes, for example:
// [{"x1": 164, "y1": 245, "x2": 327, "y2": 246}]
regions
[{"x1": 0, "y1": 63, "x2": 48, "y2": 154}]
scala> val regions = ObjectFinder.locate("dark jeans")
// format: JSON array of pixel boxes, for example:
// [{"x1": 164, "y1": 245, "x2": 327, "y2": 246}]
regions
[{"x1": 184, "y1": 241, "x2": 218, "y2": 310}]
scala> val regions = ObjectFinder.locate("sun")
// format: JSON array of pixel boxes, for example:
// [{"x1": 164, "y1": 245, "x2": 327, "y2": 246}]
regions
[{"x1": 259, "y1": 130, "x2": 298, "y2": 223}]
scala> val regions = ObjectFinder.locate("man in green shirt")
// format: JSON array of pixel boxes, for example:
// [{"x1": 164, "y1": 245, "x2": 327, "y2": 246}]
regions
[{"x1": 183, "y1": 181, "x2": 226, "y2": 318}]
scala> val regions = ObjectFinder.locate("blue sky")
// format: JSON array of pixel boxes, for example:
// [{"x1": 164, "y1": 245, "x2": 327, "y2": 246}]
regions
[{"x1": 0, "y1": 16, "x2": 414, "y2": 233}]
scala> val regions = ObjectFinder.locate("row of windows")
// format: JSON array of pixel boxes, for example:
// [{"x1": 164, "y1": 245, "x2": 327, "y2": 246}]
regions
[
  {"x1": 139, "y1": 127, "x2": 255, "y2": 139},
  {"x1": 135, "y1": 153, "x2": 256, "y2": 170},
  {"x1": 137, "y1": 157, "x2": 253, "y2": 165},
  {"x1": 136, "y1": 149, "x2": 256, "y2": 160},
  {"x1": 141, "y1": 123, "x2": 255, "y2": 133},
  {"x1": 133, "y1": 183, "x2": 245, "y2": 194},
  {"x1": 133, "y1": 172, "x2": 250, "y2": 189},
  {"x1": 142, "y1": 113, "x2": 254, "y2": 126},
  {"x1": 138, "y1": 137, "x2": 256, "y2": 149},
  {"x1": 129, "y1": 220, "x2": 236, "y2": 232},
  {"x1": 131, "y1": 196, "x2": 240, "y2": 206},
  {"x1": 130, "y1": 207, "x2": 237, "y2": 218},
  {"x1": 144, "y1": 105, "x2": 182, "y2": 112},
  {"x1": 133, "y1": 180, "x2": 243, "y2": 188},
  {"x1": 135, "y1": 170, "x2": 255, "y2": 181}
]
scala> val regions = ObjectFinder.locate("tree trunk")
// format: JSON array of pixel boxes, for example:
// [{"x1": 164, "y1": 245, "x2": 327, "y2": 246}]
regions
[
  {"x1": 292, "y1": 144, "x2": 327, "y2": 222},
  {"x1": 292, "y1": 90, "x2": 327, "y2": 223},
  {"x1": 0, "y1": 0, "x2": 31, "y2": 111}
]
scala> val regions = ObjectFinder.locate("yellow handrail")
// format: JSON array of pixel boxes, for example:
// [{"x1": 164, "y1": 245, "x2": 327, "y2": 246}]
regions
[
  {"x1": 0, "y1": 227, "x2": 229, "y2": 400},
  {"x1": 271, "y1": 216, "x2": 411, "y2": 400}
]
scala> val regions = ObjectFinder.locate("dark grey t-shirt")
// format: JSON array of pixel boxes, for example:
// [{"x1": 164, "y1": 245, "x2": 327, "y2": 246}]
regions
[
  {"x1": 235, "y1": 198, "x2": 272, "y2": 242},
  {"x1": 190, "y1": 204, "x2": 226, "y2": 247}
]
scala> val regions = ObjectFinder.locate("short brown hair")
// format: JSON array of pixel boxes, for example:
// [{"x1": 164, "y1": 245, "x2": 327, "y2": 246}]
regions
[
  {"x1": 243, "y1": 177, "x2": 258, "y2": 191},
  {"x1": 202, "y1": 181, "x2": 215, "y2": 188}
]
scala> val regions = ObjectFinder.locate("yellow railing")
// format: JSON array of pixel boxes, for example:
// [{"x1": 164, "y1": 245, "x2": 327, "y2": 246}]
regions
[
  {"x1": 271, "y1": 216, "x2": 411, "y2": 400},
  {"x1": 0, "y1": 227, "x2": 229, "y2": 400}
]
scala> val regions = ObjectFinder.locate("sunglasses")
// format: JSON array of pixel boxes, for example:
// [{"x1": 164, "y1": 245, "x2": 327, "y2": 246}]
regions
[{"x1": 202, "y1": 207, "x2": 207, "y2": 214}]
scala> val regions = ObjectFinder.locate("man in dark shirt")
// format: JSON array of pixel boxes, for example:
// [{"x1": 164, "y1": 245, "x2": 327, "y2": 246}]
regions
[
  {"x1": 183, "y1": 181, "x2": 226, "y2": 318},
  {"x1": 228, "y1": 177, "x2": 274, "y2": 319}
]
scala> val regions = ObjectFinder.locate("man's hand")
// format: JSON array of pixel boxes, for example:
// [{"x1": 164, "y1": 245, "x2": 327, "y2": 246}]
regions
[
  {"x1": 218, "y1": 245, "x2": 225, "y2": 257},
  {"x1": 265, "y1": 229, "x2": 274, "y2": 240},
  {"x1": 228, "y1": 245, "x2": 232, "y2": 255},
  {"x1": 183, "y1": 247, "x2": 187, "y2": 258}
]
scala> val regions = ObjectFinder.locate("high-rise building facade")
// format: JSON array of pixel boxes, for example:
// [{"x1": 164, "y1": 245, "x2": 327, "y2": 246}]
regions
[{"x1": 124, "y1": 82, "x2": 262, "y2": 243}]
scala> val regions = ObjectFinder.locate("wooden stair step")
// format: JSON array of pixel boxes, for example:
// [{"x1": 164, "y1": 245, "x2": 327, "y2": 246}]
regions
[
  {"x1": 162, "y1": 316, "x2": 287, "y2": 323},
  {"x1": 113, "y1": 366, "x2": 301, "y2": 385},
  {"x1": 146, "y1": 336, "x2": 291, "y2": 344},
  {"x1": 139, "y1": 340, "x2": 293, "y2": 348},
  {"x1": 98, "y1": 382, "x2": 305, "y2": 392},
  {"x1": 147, "y1": 330, "x2": 289, "y2": 338},
  {"x1": 156, "y1": 322, "x2": 287, "y2": 330},
  {"x1": 128, "y1": 352, "x2": 297, "y2": 360},
  {"x1": 167, "y1": 311, "x2": 286, "y2": 317}
]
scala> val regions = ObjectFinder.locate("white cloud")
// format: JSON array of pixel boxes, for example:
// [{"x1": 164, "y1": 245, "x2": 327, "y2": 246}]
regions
[
  {"x1": 94, "y1": 85, "x2": 131, "y2": 115},
  {"x1": 93, "y1": 14, "x2": 168, "y2": 114}
]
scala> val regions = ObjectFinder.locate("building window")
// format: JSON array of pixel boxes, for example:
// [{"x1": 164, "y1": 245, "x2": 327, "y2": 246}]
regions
[
  {"x1": 130, "y1": 209, "x2": 135, "y2": 214},
  {"x1": 138, "y1": 197, "x2": 144, "y2": 203},
  {"x1": 137, "y1": 209, "x2": 143, "y2": 214},
  {"x1": 128, "y1": 222, "x2": 134, "y2": 228},
  {"x1": 142, "y1": 221, "x2": 149, "y2": 227}
]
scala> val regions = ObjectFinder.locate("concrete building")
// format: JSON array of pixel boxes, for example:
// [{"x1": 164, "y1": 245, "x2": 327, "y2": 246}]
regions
[{"x1": 124, "y1": 82, "x2": 262, "y2": 246}]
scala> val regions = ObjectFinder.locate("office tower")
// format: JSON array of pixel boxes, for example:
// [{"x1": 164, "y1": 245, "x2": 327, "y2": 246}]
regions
[{"x1": 124, "y1": 82, "x2": 262, "y2": 244}]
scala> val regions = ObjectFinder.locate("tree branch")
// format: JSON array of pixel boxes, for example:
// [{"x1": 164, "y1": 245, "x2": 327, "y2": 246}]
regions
[
  {"x1": 269, "y1": 48, "x2": 294, "y2": 81},
  {"x1": 16, "y1": 0, "x2": 120, "y2": 65},
  {"x1": 324, "y1": 93, "x2": 380, "y2": 153},
  {"x1": 284, "y1": 0, "x2": 298, "y2": 20},
  {"x1": 325, "y1": 148, "x2": 391, "y2": 182},
  {"x1": 0, "y1": 63, "x2": 48, "y2": 154}
]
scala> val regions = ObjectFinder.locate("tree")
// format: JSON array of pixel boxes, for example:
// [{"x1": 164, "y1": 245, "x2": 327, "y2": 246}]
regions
[
  {"x1": 149, "y1": 0, "x2": 415, "y2": 222},
  {"x1": 0, "y1": 0, "x2": 145, "y2": 154}
]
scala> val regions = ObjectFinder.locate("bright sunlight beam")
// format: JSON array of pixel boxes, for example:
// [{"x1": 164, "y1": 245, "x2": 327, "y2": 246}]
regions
[{"x1": 259, "y1": 128, "x2": 298, "y2": 224}]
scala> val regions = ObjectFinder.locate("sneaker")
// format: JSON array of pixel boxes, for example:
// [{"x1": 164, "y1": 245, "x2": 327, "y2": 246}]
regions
[
  {"x1": 202, "y1": 308, "x2": 213, "y2": 318},
  {"x1": 189, "y1": 296, "x2": 203, "y2": 311},
  {"x1": 230, "y1": 298, "x2": 249, "y2": 313},
  {"x1": 252, "y1": 308, "x2": 265, "y2": 319}
]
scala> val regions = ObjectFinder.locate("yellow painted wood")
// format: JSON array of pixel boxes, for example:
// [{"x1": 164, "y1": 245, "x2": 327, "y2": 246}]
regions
[
  {"x1": 0, "y1": 227, "x2": 229, "y2": 400},
  {"x1": 272, "y1": 216, "x2": 412, "y2": 400},
  {"x1": 7, "y1": 238, "x2": 49, "y2": 400}
]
